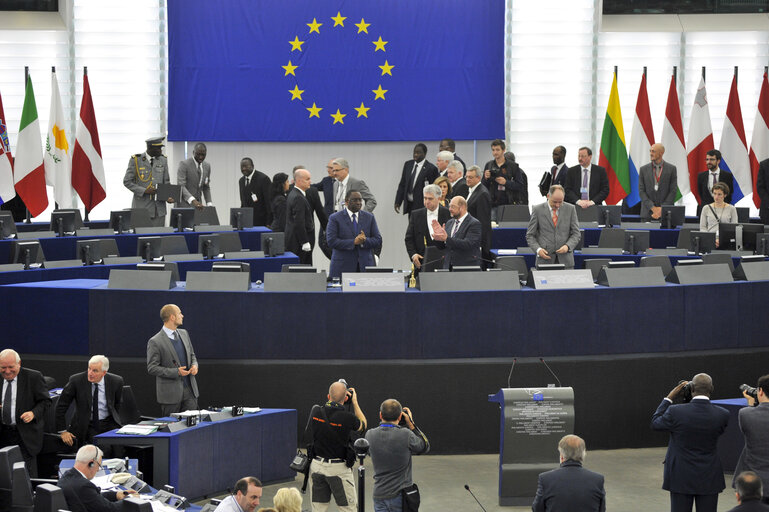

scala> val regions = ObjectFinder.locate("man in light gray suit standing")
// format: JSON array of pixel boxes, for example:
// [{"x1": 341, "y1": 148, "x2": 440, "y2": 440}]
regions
[
  {"x1": 734, "y1": 374, "x2": 769, "y2": 503},
  {"x1": 526, "y1": 185, "x2": 581, "y2": 269},
  {"x1": 638, "y1": 143, "x2": 678, "y2": 221},
  {"x1": 330, "y1": 158, "x2": 377, "y2": 213},
  {"x1": 177, "y1": 142, "x2": 212, "y2": 210},
  {"x1": 147, "y1": 304, "x2": 199, "y2": 415}
]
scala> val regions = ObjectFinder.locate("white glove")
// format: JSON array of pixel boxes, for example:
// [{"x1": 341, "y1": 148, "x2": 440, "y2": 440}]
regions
[{"x1": 301, "y1": 243, "x2": 311, "y2": 252}]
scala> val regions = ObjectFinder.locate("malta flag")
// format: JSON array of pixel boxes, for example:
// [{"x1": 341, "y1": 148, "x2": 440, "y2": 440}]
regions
[
  {"x1": 0, "y1": 89, "x2": 16, "y2": 205},
  {"x1": 626, "y1": 73, "x2": 654, "y2": 207},
  {"x1": 72, "y1": 73, "x2": 106, "y2": 210},
  {"x1": 719, "y1": 74, "x2": 750, "y2": 204},
  {"x1": 661, "y1": 74, "x2": 688, "y2": 199},
  {"x1": 44, "y1": 70, "x2": 76, "y2": 208},
  {"x1": 686, "y1": 77, "x2": 715, "y2": 204},
  {"x1": 598, "y1": 73, "x2": 630, "y2": 205},
  {"x1": 14, "y1": 75, "x2": 48, "y2": 217},
  {"x1": 749, "y1": 71, "x2": 769, "y2": 209}
]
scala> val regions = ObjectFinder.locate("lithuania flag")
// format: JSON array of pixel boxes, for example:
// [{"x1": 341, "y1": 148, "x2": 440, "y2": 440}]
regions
[{"x1": 599, "y1": 73, "x2": 630, "y2": 205}]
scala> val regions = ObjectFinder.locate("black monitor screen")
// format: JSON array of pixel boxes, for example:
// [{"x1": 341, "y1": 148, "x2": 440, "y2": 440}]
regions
[
  {"x1": 110, "y1": 210, "x2": 133, "y2": 233},
  {"x1": 623, "y1": 230, "x2": 649, "y2": 254},
  {"x1": 170, "y1": 208, "x2": 196, "y2": 231},
  {"x1": 53, "y1": 208, "x2": 84, "y2": 229},
  {"x1": 756, "y1": 234, "x2": 769, "y2": 256},
  {"x1": 690, "y1": 231, "x2": 716, "y2": 255},
  {"x1": 596, "y1": 205, "x2": 622, "y2": 227},
  {"x1": 76, "y1": 239, "x2": 102, "y2": 265},
  {"x1": 719, "y1": 223, "x2": 764, "y2": 251},
  {"x1": 197, "y1": 234, "x2": 221, "y2": 259},
  {"x1": 50, "y1": 211, "x2": 77, "y2": 236},
  {"x1": 261, "y1": 232, "x2": 285, "y2": 256},
  {"x1": 194, "y1": 206, "x2": 219, "y2": 226},
  {"x1": 230, "y1": 208, "x2": 254, "y2": 229},
  {"x1": 136, "y1": 237, "x2": 164, "y2": 262},
  {"x1": 0, "y1": 212, "x2": 16, "y2": 239},
  {"x1": 660, "y1": 206, "x2": 685, "y2": 229},
  {"x1": 10, "y1": 240, "x2": 40, "y2": 268}
]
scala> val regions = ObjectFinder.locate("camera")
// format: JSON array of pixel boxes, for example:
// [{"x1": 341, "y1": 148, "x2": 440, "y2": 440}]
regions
[
  {"x1": 678, "y1": 380, "x2": 693, "y2": 403},
  {"x1": 740, "y1": 384, "x2": 758, "y2": 402}
]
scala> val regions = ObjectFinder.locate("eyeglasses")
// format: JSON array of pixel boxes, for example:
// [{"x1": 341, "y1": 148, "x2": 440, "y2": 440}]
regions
[{"x1": 347, "y1": 198, "x2": 363, "y2": 203}]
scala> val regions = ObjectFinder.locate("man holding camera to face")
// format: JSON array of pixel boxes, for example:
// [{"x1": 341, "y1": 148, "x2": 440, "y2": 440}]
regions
[
  {"x1": 651, "y1": 373, "x2": 730, "y2": 512},
  {"x1": 734, "y1": 375, "x2": 769, "y2": 504}
]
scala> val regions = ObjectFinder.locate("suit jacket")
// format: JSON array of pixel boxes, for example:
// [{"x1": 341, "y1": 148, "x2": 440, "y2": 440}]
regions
[
  {"x1": 4, "y1": 367, "x2": 50, "y2": 456},
  {"x1": 757, "y1": 158, "x2": 769, "y2": 223},
  {"x1": 436, "y1": 214, "x2": 482, "y2": 269},
  {"x1": 449, "y1": 178, "x2": 469, "y2": 200},
  {"x1": 651, "y1": 398, "x2": 730, "y2": 494},
  {"x1": 305, "y1": 185, "x2": 328, "y2": 231},
  {"x1": 734, "y1": 402, "x2": 769, "y2": 495},
  {"x1": 55, "y1": 372, "x2": 124, "y2": 443},
  {"x1": 565, "y1": 164, "x2": 610, "y2": 205},
  {"x1": 123, "y1": 153, "x2": 171, "y2": 219},
  {"x1": 326, "y1": 209, "x2": 382, "y2": 278},
  {"x1": 697, "y1": 169, "x2": 734, "y2": 215},
  {"x1": 395, "y1": 160, "x2": 439, "y2": 215},
  {"x1": 526, "y1": 201, "x2": 581, "y2": 268},
  {"x1": 726, "y1": 500, "x2": 769, "y2": 512},
  {"x1": 466, "y1": 184, "x2": 492, "y2": 256},
  {"x1": 332, "y1": 176, "x2": 377, "y2": 213},
  {"x1": 404, "y1": 206, "x2": 450, "y2": 260},
  {"x1": 177, "y1": 157, "x2": 212, "y2": 204},
  {"x1": 539, "y1": 164, "x2": 570, "y2": 196},
  {"x1": 147, "y1": 328, "x2": 199, "y2": 405},
  {"x1": 638, "y1": 161, "x2": 678, "y2": 220},
  {"x1": 58, "y1": 467, "x2": 121, "y2": 512},
  {"x1": 239, "y1": 170, "x2": 273, "y2": 226},
  {"x1": 270, "y1": 194, "x2": 287, "y2": 232},
  {"x1": 285, "y1": 187, "x2": 315, "y2": 255},
  {"x1": 313, "y1": 176, "x2": 336, "y2": 217},
  {"x1": 532, "y1": 460, "x2": 606, "y2": 512}
]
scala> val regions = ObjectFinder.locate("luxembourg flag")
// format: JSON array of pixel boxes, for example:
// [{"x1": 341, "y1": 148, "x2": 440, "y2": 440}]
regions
[
  {"x1": 626, "y1": 73, "x2": 654, "y2": 207},
  {"x1": 686, "y1": 77, "x2": 715, "y2": 204},
  {"x1": 719, "y1": 74, "x2": 750, "y2": 204},
  {"x1": 749, "y1": 71, "x2": 769, "y2": 209},
  {"x1": 661, "y1": 74, "x2": 688, "y2": 199}
]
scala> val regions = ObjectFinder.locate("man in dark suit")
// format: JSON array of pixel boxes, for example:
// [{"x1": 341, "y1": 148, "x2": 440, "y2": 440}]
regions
[
  {"x1": 697, "y1": 149, "x2": 735, "y2": 216},
  {"x1": 404, "y1": 184, "x2": 450, "y2": 271},
  {"x1": 146, "y1": 304, "x2": 199, "y2": 416},
  {"x1": 238, "y1": 157, "x2": 272, "y2": 226},
  {"x1": 285, "y1": 168, "x2": 315, "y2": 264},
  {"x1": 56, "y1": 355, "x2": 123, "y2": 449},
  {"x1": 532, "y1": 434, "x2": 606, "y2": 512},
  {"x1": 651, "y1": 373, "x2": 730, "y2": 512},
  {"x1": 432, "y1": 196, "x2": 481, "y2": 269},
  {"x1": 638, "y1": 143, "x2": 678, "y2": 221},
  {"x1": 58, "y1": 444, "x2": 137, "y2": 512},
  {"x1": 327, "y1": 191, "x2": 382, "y2": 278},
  {"x1": 527, "y1": 185, "x2": 581, "y2": 269},
  {"x1": 728, "y1": 472, "x2": 769, "y2": 512},
  {"x1": 177, "y1": 142, "x2": 211, "y2": 210},
  {"x1": 447, "y1": 160, "x2": 468, "y2": 199},
  {"x1": 313, "y1": 159, "x2": 337, "y2": 217},
  {"x1": 439, "y1": 138, "x2": 466, "y2": 174},
  {"x1": 0, "y1": 348, "x2": 50, "y2": 477},
  {"x1": 756, "y1": 158, "x2": 769, "y2": 225},
  {"x1": 565, "y1": 147, "x2": 610, "y2": 207},
  {"x1": 540, "y1": 146, "x2": 569, "y2": 196},
  {"x1": 295, "y1": 166, "x2": 329, "y2": 257},
  {"x1": 395, "y1": 143, "x2": 439, "y2": 216},
  {"x1": 734, "y1": 374, "x2": 769, "y2": 502},
  {"x1": 465, "y1": 166, "x2": 493, "y2": 267}
]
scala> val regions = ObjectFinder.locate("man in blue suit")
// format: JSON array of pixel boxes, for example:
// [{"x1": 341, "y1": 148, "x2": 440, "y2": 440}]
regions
[
  {"x1": 432, "y1": 196, "x2": 482, "y2": 269},
  {"x1": 326, "y1": 190, "x2": 382, "y2": 279},
  {"x1": 651, "y1": 373, "x2": 730, "y2": 512}
]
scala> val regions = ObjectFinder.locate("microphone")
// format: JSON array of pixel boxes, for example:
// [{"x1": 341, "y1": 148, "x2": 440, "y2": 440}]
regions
[
  {"x1": 472, "y1": 254, "x2": 497, "y2": 268},
  {"x1": 506, "y1": 358, "x2": 517, "y2": 388},
  {"x1": 418, "y1": 254, "x2": 445, "y2": 271},
  {"x1": 539, "y1": 357, "x2": 562, "y2": 387},
  {"x1": 464, "y1": 484, "x2": 488, "y2": 512}
]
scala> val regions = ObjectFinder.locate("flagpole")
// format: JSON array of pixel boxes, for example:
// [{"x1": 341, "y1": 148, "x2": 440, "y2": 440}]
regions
[
  {"x1": 734, "y1": 65, "x2": 738, "y2": 85},
  {"x1": 702, "y1": 66, "x2": 706, "y2": 82},
  {"x1": 614, "y1": 65, "x2": 618, "y2": 79},
  {"x1": 23, "y1": 66, "x2": 30, "y2": 224},
  {"x1": 673, "y1": 65, "x2": 677, "y2": 84},
  {"x1": 82, "y1": 66, "x2": 90, "y2": 222},
  {"x1": 52, "y1": 66, "x2": 59, "y2": 212},
  {"x1": 643, "y1": 66, "x2": 647, "y2": 78}
]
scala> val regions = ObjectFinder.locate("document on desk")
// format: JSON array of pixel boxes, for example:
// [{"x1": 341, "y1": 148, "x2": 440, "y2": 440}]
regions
[
  {"x1": 91, "y1": 474, "x2": 120, "y2": 491},
  {"x1": 116, "y1": 424, "x2": 159, "y2": 435}
]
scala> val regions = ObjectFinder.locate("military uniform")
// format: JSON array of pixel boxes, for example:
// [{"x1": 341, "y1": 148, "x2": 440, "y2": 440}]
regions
[{"x1": 123, "y1": 138, "x2": 171, "y2": 226}]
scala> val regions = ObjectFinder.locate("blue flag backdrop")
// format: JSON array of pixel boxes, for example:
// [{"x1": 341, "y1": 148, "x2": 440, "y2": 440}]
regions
[{"x1": 168, "y1": 0, "x2": 504, "y2": 142}]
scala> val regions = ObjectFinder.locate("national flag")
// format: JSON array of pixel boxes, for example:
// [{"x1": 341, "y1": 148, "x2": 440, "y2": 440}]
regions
[
  {"x1": 598, "y1": 73, "x2": 629, "y2": 205},
  {"x1": 72, "y1": 73, "x2": 106, "y2": 210},
  {"x1": 44, "y1": 70, "x2": 76, "y2": 208},
  {"x1": 749, "y1": 71, "x2": 769, "y2": 209},
  {"x1": 14, "y1": 75, "x2": 47, "y2": 217},
  {"x1": 719, "y1": 74, "x2": 750, "y2": 204},
  {"x1": 686, "y1": 77, "x2": 714, "y2": 203},
  {"x1": 0, "y1": 89, "x2": 16, "y2": 205},
  {"x1": 626, "y1": 73, "x2": 654, "y2": 207},
  {"x1": 661, "y1": 74, "x2": 688, "y2": 201}
]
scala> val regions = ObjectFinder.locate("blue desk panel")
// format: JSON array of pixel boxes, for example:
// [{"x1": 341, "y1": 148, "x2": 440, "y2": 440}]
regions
[{"x1": 493, "y1": 226, "x2": 680, "y2": 250}]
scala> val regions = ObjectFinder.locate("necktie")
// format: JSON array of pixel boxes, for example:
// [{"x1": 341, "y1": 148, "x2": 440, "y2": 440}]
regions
[
  {"x1": 198, "y1": 162, "x2": 204, "y2": 189},
  {"x1": 2, "y1": 381, "x2": 11, "y2": 425},
  {"x1": 710, "y1": 172, "x2": 717, "y2": 191},
  {"x1": 410, "y1": 163, "x2": 419, "y2": 190},
  {"x1": 336, "y1": 184, "x2": 345, "y2": 210},
  {"x1": 551, "y1": 165, "x2": 558, "y2": 179},
  {"x1": 581, "y1": 169, "x2": 589, "y2": 200},
  {"x1": 244, "y1": 176, "x2": 249, "y2": 188},
  {"x1": 352, "y1": 213, "x2": 358, "y2": 234},
  {"x1": 451, "y1": 220, "x2": 459, "y2": 237},
  {"x1": 552, "y1": 208, "x2": 558, "y2": 226},
  {"x1": 92, "y1": 383, "x2": 99, "y2": 430}
]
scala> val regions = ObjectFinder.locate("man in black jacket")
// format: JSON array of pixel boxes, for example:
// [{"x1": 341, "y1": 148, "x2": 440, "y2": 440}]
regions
[
  {"x1": 58, "y1": 445, "x2": 136, "y2": 512},
  {"x1": 238, "y1": 157, "x2": 272, "y2": 226}
]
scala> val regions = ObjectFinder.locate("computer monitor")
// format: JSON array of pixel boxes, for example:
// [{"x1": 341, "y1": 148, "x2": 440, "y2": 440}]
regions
[
  {"x1": 261, "y1": 232, "x2": 285, "y2": 257},
  {"x1": 110, "y1": 210, "x2": 133, "y2": 234},
  {"x1": 575, "y1": 205, "x2": 598, "y2": 223},
  {"x1": 756, "y1": 234, "x2": 769, "y2": 256},
  {"x1": 197, "y1": 234, "x2": 221, "y2": 260},
  {"x1": 76, "y1": 239, "x2": 102, "y2": 265},
  {"x1": 659, "y1": 205, "x2": 685, "y2": 229},
  {"x1": 9, "y1": 240, "x2": 40, "y2": 269},
  {"x1": 689, "y1": 231, "x2": 716, "y2": 255},
  {"x1": 0, "y1": 211, "x2": 16, "y2": 239},
  {"x1": 230, "y1": 208, "x2": 254, "y2": 230},
  {"x1": 159, "y1": 235, "x2": 190, "y2": 256},
  {"x1": 498, "y1": 205, "x2": 530, "y2": 222},
  {"x1": 136, "y1": 236, "x2": 164, "y2": 262},
  {"x1": 719, "y1": 222, "x2": 764, "y2": 251},
  {"x1": 736, "y1": 207, "x2": 750, "y2": 223},
  {"x1": 129, "y1": 208, "x2": 153, "y2": 228},
  {"x1": 596, "y1": 205, "x2": 622, "y2": 227},
  {"x1": 53, "y1": 208, "x2": 84, "y2": 229},
  {"x1": 49, "y1": 211, "x2": 77, "y2": 237},
  {"x1": 170, "y1": 208, "x2": 196, "y2": 232},
  {"x1": 623, "y1": 230, "x2": 649, "y2": 255},
  {"x1": 742, "y1": 224, "x2": 764, "y2": 252},
  {"x1": 194, "y1": 206, "x2": 219, "y2": 226}
]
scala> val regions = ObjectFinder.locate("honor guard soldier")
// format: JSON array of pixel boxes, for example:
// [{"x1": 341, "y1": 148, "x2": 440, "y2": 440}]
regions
[{"x1": 123, "y1": 136, "x2": 175, "y2": 226}]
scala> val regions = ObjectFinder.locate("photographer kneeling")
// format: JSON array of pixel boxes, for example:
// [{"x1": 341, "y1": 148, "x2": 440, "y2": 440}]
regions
[{"x1": 734, "y1": 374, "x2": 769, "y2": 504}]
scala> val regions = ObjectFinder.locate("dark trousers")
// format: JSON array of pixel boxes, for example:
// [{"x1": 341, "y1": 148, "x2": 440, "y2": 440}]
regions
[
  {"x1": 0, "y1": 425, "x2": 37, "y2": 477},
  {"x1": 298, "y1": 247, "x2": 313, "y2": 265},
  {"x1": 88, "y1": 416, "x2": 123, "y2": 458},
  {"x1": 670, "y1": 492, "x2": 718, "y2": 512}
]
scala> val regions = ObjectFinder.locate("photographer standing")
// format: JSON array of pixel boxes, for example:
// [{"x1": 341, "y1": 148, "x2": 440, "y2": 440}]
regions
[
  {"x1": 651, "y1": 373, "x2": 730, "y2": 512},
  {"x1": 305, "y1": 381, "x2": 366, "y2": 512},
  {"x1": 734, "y1": 375, "x2": 769, "y2": 504},
  {"x1": 365, "y1": 400, "x2": 430, "y2": 512}
]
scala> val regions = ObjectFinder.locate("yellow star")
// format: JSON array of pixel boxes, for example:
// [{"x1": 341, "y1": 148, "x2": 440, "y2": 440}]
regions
[
  {"x1": 354, "y1": 102, "x2": 370, "y2": 118},
  {"x1": 372, "y1": 36, "x2": 388, "y2": 52},
  {"x1": 330, "y1": 109, "x2": 347, "y2": 125},
  {"x1": 355, "y1": 18, "x2": 370, "y2": 34},
  {"x1": 288, "y1": 85, "x2": 304, "y2": 101},
  {"x1": 331, "y1": 12, "x2": 347, "y2": 27},
  {"x1": 307, "y1": 18, "x2": 322, "y2": 34},
  {"x1": 52, "y1": 124, "x2": 69, "y2": 153},
  {"x1": 306, "y1": 102, "x2": 322, "y2": 118},
  {"x1": 379, "y1": 60, "x2": 394, "y2": 76},
  {"x1": 372, "y1": 85, "x2": 388, "y2": 100},
  {"x1": 289, "y1": 36, "x2": 305, "y2": 52},
  {"x1": 282, "y1": 60, "x2": 298, "y2": 76}
]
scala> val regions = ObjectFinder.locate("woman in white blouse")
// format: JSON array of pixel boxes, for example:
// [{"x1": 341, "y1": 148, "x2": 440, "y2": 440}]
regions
[{"x1": 699, "y1": 181, "x2": 738, "y2": 247}]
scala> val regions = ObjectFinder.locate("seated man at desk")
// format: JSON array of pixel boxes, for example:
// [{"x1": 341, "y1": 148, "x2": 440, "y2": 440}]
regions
[
  {"x1": 58, "y1": 444, "x2": 137, "y2": 512},
  {"x1": 214, "y1": 476, "x2": 263, "y2": 512}
]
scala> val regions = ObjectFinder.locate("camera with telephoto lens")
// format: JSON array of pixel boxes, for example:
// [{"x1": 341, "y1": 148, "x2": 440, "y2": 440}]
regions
[
  {"x1": 678, "y1": 380, "x2": 693, "y2": 403},
  {"x1": 740, "y1": 384, "x2": 758, "y2": 402}
]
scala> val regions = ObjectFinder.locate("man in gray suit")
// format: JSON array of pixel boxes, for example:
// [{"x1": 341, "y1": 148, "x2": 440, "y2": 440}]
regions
[
  {"x1": 330, "y1": 158, "x2": 377, "y2": 213},
  {"x1": 123, "y1": 136, "x2": 175, "y2": 226},
  {"x1": 146, "y1": 304, "x2": 199, "y2": 415},
  {"x1": 638, "y1": 143, "x2": 678, "y2": 221},
  {"x1": 177, "y1": 142, "x2": 212, "y2": 210},
  {"x1": 526, "y1": 185, "x2": 581, "y2": 269},
  {"x1": 734, "y1": 375, "x2": 769, "y2": 503}
]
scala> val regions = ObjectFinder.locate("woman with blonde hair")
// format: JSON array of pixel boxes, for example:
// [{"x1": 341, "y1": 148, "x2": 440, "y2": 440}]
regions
[
  {"x1": 434, "y1": 175, "x2": 452, "y2": 207},
  {"x1": 273, "y1": 487, "x2": 303, "y2": 512}
]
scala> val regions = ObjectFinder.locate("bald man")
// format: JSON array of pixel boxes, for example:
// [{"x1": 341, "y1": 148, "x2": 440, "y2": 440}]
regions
[
  {"x1": 286, "y1": 168, "x2": 315, "y2": 264},
  {"x1": 652, "y1": 373, "x2": 730, "y2": 512},
  {"x1": 638, "y1": 143, "x2": 678, "y2": 221}
]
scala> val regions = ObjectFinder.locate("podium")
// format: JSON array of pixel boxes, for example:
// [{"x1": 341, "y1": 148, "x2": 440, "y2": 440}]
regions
[{"x1": 488, "y1": 387, "x2": 575, "y2": 506}]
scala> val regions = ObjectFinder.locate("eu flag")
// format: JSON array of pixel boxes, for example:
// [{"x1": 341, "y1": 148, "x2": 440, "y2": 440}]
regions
[{"x1": 168, "y1": 0, "x2": 504, "y2": 142}]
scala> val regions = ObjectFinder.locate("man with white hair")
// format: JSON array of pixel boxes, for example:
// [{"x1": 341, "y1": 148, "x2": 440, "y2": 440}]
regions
[
  {"x1": 330, "y1": 158, "x2": 377, "y2": 213},
  {"x1": 58, "y1": 444, "x2": 137, "y2": 511},
  {"x1": 435, "y1": 150, "x2": 453, "y2": 178},
  {"x1": 56, "y1": 355, "x2": 124, "y2": 448},
  {"x1": 447, "y1": 160, "x2": 468, "y2": 199}
]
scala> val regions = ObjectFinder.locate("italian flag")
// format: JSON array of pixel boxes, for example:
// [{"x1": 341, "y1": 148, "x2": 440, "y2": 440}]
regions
[
  {"x1": 14, "y1": 75, "x2": 48, "y2": 217},
  {"x1": 598, "y1": 72, "x2": 629, "y2": 205}
]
